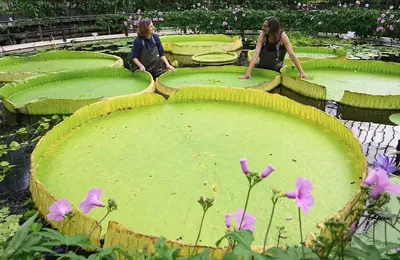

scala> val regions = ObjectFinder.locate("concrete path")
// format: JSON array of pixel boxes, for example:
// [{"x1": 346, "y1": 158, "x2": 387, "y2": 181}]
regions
[{"x1": 0, "y1": 28, "x2": 190, "y2": 54}]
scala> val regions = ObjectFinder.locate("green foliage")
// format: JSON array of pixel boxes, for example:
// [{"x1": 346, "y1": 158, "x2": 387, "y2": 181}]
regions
[
  {"x1": 6, "y1": 8, "x2": 400, "y2": 40},
  {"x1": 0, "y1": 208, "x2": 21, "y2": 255}
]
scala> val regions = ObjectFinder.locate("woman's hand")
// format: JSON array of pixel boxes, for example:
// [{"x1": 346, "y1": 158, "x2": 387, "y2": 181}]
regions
[
  {"x1": 300, "y1": 72, "x2": 310, "y2": 79},
  {"x1": 240, "y1": 73, "x2": 251, "y2": 79},
  {"x1": 166, "y1": 64, "x2": 176, "y2": 71},
  {"x1": 139, "y1": 64, "x2": 146, "y2": 72}
]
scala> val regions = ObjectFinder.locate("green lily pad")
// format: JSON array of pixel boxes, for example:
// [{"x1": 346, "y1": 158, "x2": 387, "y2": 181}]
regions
[
  {"x1": 389, "y1": 113, "x2": 400, "y2": 125},
  {"x1": 156, "y1": 66, "x2": 280, "y2": 95},
  {"x1": 281, "y1": 60, "x2": 400, "y2": 109},
  {"x1": 33, "y1": 88, "x2": 365, "y2": 248},
  {"x1": 0, "y1": 68, "x2": 154, "y2": 114},
  {"x1": 0, "y1": 50, "x2": 123, "y2": 82}
]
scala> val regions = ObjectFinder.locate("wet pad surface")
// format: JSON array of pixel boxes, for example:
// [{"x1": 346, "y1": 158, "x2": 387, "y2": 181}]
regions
[
  {"x1": 9, "y1": 77, "x2": 149, "y2": 107},
  {"x1": 161, "y1": 72, "x2": 271, "y2": 89},
  {"x1": 303, "y1": 69, "x2": 400, "y2": 100},
  {"x1": 0, "y1": 59, "x2": 116, "y2": 73},
  {"x1": 37, "y1": 101, "x2": 361, "y2": 246}
]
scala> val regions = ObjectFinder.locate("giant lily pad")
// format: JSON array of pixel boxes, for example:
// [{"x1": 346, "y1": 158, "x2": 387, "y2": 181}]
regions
[
  {"x1": 0, "y1": 50, "x2": 123, "y2": 82},
  {"x1": 160, "y1": 34, "x2": 242, "y2": 55},
  {"x1": 156, "y1": 66, "x2": 280, "y2": 96},
  {"x1": 31, "y1": 87, "x2": 366, "y2": 257},
  {"x1": 0, "y1": 68, "x2": 154, "y2": 115},
  {"x1": 281, "y1": 60, "x2": 400, "y2": 109},
  {"x1": 191, "y1": 52, "x2": 238, "y2": 65},
  {"x1": 247, "y1": 47, "x2": 347, "y2": 64}
]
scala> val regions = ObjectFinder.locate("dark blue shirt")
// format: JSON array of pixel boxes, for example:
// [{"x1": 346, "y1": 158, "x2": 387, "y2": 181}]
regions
[{"x1": 131, "y1": 34, "x2": 165, "y2": 59}]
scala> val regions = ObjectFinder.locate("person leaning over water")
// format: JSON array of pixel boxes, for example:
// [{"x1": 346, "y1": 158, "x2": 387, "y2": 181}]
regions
[
  {"x1": 132, "y1": 18, "x2": 175, "y2": 79},
  {"x1": 240, "y1": 16, "x2": 310, "y2": 79}
]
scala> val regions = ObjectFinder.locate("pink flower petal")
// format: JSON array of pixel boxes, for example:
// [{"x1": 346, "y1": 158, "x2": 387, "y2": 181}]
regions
[{"x1": 234, "y1": 208, "x2": 244, "y2": 227}]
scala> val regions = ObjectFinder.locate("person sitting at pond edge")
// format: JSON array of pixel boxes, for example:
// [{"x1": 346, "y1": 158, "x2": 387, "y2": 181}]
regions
[
  {"x1": 240, "y1": 16, "x2": 310, "y2": 79},
  {"x1": 132, "y1": 18, "x2": 175, "y2": 79}
]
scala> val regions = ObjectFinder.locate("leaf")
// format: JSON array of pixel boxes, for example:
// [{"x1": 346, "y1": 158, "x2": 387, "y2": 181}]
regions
[
  {"x1": 2, "y1": 212, "x2": 39, "y2": 259},
  {"x1": 264, "y1": 247, "x2": 295, "y2": 260},
  {"x1": 9, "y1": 141, "x2": 21, "y2": 151},
  {"x1": 349, "y1": 236, "x2": 382, "y2": 260},
  {"x1": 344, "y1": 247, "x2": 373, "y2": 259},
  {"x1": 215, "y1": 230, "x2": 253, "y2": 251},
  {"x1": 0, "y1": 161, "x2": 10, "y2": 167},
  {"x1": 155, "y1": 237, "x2": 180, "y2": 260},
  {"x1": 122, "y1": 248, "x2": 145, "y2": 260},
  {"x1": 87, "y1": 246, "x2": 120, "y2": 259},
  {"x1": 185, "y1": 249, "x2": 215, "y2": 260}
]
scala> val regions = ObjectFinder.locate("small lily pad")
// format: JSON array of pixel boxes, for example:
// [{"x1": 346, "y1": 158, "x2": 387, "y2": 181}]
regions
[{"x1": 389, "y1": 113, "x2": 400, "y2": 125}]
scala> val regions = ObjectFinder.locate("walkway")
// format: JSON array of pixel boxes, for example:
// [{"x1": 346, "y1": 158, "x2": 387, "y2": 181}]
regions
[{"x1": 0, "y1": 28, "x2": 189, "y2": 54}]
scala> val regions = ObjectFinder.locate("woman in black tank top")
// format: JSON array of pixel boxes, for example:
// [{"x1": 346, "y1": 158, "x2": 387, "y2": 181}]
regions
[{"x1": 241, "y1": 16, "x2": 310, "y2": 79}]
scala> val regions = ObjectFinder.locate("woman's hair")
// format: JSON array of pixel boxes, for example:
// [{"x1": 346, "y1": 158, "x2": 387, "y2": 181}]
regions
[
  {"x1": 264, "y1": 16, "x2": 281, "y2": 42},
  {"x1": 137, "y1": 18, "x2": 152, "y2": 38}
]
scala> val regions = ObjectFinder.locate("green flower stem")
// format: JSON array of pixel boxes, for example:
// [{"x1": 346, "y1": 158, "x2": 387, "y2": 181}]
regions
[
  {"x1": 88, "y1": 211, "x2": 111, "y2": 238},
  {"x1": 263, "y1": 199, "x2": 277, "y2": 252},
  {"x1": 192, "y1": 210, "x2": 207, "y2": 256},
  {"x1": 393, "y1": 207, "x2": 400, "y2": 226},
  {"x1": 73, "y1": 210, "x2": 112, "y2": 254},
  {"x1": 373, "y1": 222, "x2": 376, "y2": 247},
  {"x1": 384, "y1": 222, "x2": 388, "y2": 255},
  {"x1": 239, "y1": 179, "x2": 252, "y2": 229},
  {"x1": 385, "y1": 220, "x2": 400, "y2": 233},
  {"x1": 298, "y1": 208, "x2": 305, "y2": 260}
]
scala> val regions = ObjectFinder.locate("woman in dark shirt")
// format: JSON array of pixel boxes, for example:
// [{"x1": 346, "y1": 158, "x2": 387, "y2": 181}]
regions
[
  {"x1": 241, "y1": 16, "x2": 309, "y2": 79},
  {"x1": 132, "y1": 18, "x2": 175, "y2": 79}
]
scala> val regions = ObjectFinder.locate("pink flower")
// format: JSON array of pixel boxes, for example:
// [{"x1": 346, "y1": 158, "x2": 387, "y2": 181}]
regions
[
  {"x1": 159, "y1": 18, "x2": 164, "y2": 22},
  {"x1": 128, "y1": 15, "x2": 132, "y2": 21},
  {"x1": 134, "y1": 19, "x2": 139, "y2": 26},
  {"x1": 153, "y1": 18, "x2": 158, "y2": 21},
  {"x1": 397, "y1": 19, "x2": 400, "y2": 23},
  {"x1": 381, "y1": 19, "x2": 386, "y2": 23},
  {"x1": 356, "y1": 1, "x2": 360, "y2": 5},
  {"x1": 225, "y1": 214, "x2": 232, "y2": 228},
  {"x1": 9, "y1": 17, "x2": 13, "y2": 22},
  {"x1": 234, "y1": 208, "x2": 256, "y2": 232},
  {"x1": 286, "y1": 177, "x2": 315, "y2": 215},
  {"x1": 242, "y1": 13, "x2": 246, "y2": 17},
  {"x1": 390, "y1": 14, "x2": 395, "y2": 19},
  {"x1": 136, "y1": 9, "x2": 141, "y2": 14},
  {"x1": 129, "y1": 25, "x2": 133, "y2": 30},
  {"x1": 382, "y1": 13, "x2": 386, "y2": 18},
  {"x1": 222, "y1": 21, "x2": 228, "y2": 26},
  {"x1": 368, "y1": 169, "x2": 400, "y2": 200},
  {"x1": 240, "y1": 158, "x2": 249, "y2": 174},
  {"x1": 47, "y1": 199, "x2": 72, "y2": 221},
  {"x1": 124, "y1": 21, "x2": 128, "y2": 26},
  {"x1": 80, "y1": 188, "x2": 104, "y2": 214},
  {"x1": 261, "y1": 164, "x2": 275, "y2": 178},
  {"x1": 389, "y1": 25, "x2": 395, "y2": 30}
]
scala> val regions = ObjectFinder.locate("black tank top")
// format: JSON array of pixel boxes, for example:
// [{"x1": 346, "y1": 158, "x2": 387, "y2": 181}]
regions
[{"x1": 263, "y1": 31, "x2": 286, "y2": 52}]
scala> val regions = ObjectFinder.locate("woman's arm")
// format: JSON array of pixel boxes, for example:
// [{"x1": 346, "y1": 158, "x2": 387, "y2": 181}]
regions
[
  {"x1": 132, "y1": 38, "x2": 145, "y2": 71},
  {"x1": 240, "y1": 33, "x2": 264, "y2": 79},
  {"x1": 281, "y1": 32, "x2": 310, "y2": 79},
  {"x1": 155, "y1": 34, "x2": 175, "y2": 71}
]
